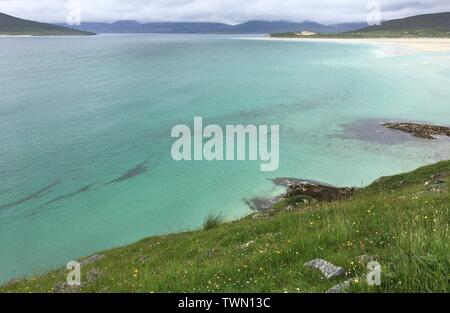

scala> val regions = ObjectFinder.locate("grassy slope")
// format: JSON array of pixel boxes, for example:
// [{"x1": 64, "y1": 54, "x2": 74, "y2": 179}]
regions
[
  {"x1": 1, "y1": 161, "x2": 449, "y2": 293},
  {"x1": 0, "y1": 12, "x2": 95, "y2": 36},
  {"x1": 272, "y1": 12, "x2": 450, "y2": 38}
]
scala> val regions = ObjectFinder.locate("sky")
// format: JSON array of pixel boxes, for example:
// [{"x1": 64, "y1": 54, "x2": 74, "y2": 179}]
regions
[{"x1": 1, "y1": 0, "x2": 450, "y2": 24}]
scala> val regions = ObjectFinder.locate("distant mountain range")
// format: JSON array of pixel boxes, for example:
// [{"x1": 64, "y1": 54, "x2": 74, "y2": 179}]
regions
[
  {"x1": 56, "y1": 20, "x2": 367, "y2": 34},
  {"x1": 0, "y1": 12, "x2": 94, "y2": 36},
  {"x1": 3, "y1": 11, "x2": 450, "y2": 37}
]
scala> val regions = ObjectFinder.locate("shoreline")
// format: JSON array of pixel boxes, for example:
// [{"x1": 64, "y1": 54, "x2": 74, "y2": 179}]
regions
[
  {"x1": 247, "y1": 121, "x2": 450, "y2": 212},
  {"x1": 1, "y1": 120, "x2": 448, "y2": 284},
  {"x1": 268, "y1": 37, "x2": 450, "y2": 52},
  {"x1": 2, "y1": 159, "x2": 449, "y2": 291}
]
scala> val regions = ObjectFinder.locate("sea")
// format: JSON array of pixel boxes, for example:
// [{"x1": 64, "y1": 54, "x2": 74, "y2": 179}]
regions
[{"x1": 0, "y1": 34, "x2": 449, "y2": 282}]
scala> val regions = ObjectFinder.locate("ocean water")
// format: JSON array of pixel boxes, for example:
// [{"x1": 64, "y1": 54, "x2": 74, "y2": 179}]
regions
[{"x1": 0, "y1": 34, "x2": 449, "y2": 283}]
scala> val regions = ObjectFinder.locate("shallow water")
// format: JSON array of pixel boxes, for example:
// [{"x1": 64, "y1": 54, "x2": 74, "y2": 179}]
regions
[{"x1": 0, "y1": 34, "x2": 449, "y2": 282}]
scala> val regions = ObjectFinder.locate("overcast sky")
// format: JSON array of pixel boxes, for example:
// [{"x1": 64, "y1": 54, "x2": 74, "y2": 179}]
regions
[{"x1": 1, "y1": 0, "x2": 450, "y2": 24}]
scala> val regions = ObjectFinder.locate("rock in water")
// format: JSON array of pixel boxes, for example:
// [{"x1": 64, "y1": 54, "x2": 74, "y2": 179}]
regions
[
  {"x1": 304, "y1": 259, "x2": 346, "y2": 279},
  {"x1": 383, "y1": 122, "x2": 450, "y2": 140}
]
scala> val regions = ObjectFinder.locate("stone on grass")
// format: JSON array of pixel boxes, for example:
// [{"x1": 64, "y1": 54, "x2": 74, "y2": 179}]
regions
[
  {"x1": 80, "y1": 254, "x2": 105, "y2": 266},
  {"x1": 53, "y1": 282, "x2": 81, "y2": 293},
  {"x1": 4, "y1": 278, "x2": 20, "y2": 286},
  {"x1": 327, "y1": 278, "x2": 357, "y2": 293},
  {"x1": 238, "y1": 241, "x2": 255, "y2": 250},
  {"x1": 252, "y1": 213, "x2": 270, "y2": 220},
  {"x1": 87, "y1": 268, "x2": 102, "y2": 283},
  {"x1": 304, "y1": 259, "x2": 345, "y2": 279},
  {"x1": 355, "y1": 255, "x2": 375, "y2": 265}
]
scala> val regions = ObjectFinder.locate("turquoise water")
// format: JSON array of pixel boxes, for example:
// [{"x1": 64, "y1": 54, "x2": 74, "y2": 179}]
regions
[{"x1": 0, "y1": 34, "x2": 449, "y2": 283}]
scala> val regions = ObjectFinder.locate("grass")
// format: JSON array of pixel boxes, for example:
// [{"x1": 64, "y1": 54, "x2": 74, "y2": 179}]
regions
[
  {"x1": 203, "y1": 211, "x2": 225, "y2": 231},
  {"x1": 1, "y1": 161, "x2": 449, "y2": 293}
]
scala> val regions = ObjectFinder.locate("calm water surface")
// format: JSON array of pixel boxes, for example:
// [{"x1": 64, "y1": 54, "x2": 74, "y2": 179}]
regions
[{"x1": 0, "y1": 34, "x2": 449, "y2": 282}]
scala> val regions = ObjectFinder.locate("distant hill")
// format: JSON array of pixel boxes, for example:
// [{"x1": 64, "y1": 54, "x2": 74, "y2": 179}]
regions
[
  {"x1": 0, "y1": 12, "x2": 95, "y2": 36},
  {"x1": 56, "y1": 20, "x2": 366, "y2": 34},
  {"x1": 272, "y1": 12, "x2": 450, "y2": 38},
  {"x1": 358, "y1": 12, "x2": 450, "y2": 32},
  {"x1": 346, "y1": 12, "x2": 450, "y2": 37}
]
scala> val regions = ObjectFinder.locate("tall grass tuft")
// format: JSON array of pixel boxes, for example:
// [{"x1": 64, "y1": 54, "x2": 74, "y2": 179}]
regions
[{"x1": 203, "y1": 211, "x2": 225, "y2": 231}]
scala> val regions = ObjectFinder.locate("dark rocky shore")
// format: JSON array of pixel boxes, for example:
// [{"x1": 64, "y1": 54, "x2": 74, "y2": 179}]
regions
[
  {"x1": 246, "y1": 178, "x2": 356, "y2": 211},
  {"x1": 280, "y1": 179, "x2": 356, "y2": 202},
  {"x1": 383, "y1": 122, "x2": 450, "y2": 140},
  {"x1": 247, "y1": 121, "x2": 449, "y2": 212}
]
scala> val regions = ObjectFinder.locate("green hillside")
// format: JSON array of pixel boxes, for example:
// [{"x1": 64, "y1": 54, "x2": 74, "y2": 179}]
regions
[
  {"x1": 1, "y1": 160, "x2": 448, "y2": 293},
  {"x1": 359, "y1": 12, "x2": 450, "y2": 32},
  {"x1": 272, "y1": 12, "x2": 450, "y2": 38},
  {"x1": 0, "y1": 12, "x2": 95, "y2": 36}
]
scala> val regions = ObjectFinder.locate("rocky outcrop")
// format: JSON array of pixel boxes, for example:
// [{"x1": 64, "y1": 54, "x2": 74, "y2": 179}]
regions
[
  {"x1": 80, "y1": 254, "x2": 105, "y2": 266},
  {"x1": 383, "y1": 122, "x2": 450, "y2": 140},
  {"x1": 327, "y1": 278, "x2": 356, "y2": 293},
  {"x1": 245, "y1": 196, "x2": 283, "y2": 212},
  {"x1": 238, "y1": 241, "x2": 256, "y2": 250},
  {"x1": 246, "y1": 178, "x2": 356, "y2": 212},
  {"x1": 280, "y1": 180, "x2": 356, "y2": 202},
  {"x1": 272, "y1": 178, "x2": 335, "y2": 188},
  {"x1": 304, "y1": 259, "x2": 346, "y2": 279},
  {"x1": 425, "y1": 178, "x2": 447, "y2": 192},
  {"x1": 53, "y1": 282, "x2": 81, "y2": 293},
  {"x1": 3, "y1": 278, "x2": 20, "y2": 287}
]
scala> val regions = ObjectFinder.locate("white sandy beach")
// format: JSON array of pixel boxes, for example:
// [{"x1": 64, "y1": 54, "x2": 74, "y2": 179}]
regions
[
  {"x1": 269, "y1": 37, "x2": 450, "y2": 52},
  {"x1": 330, "y1": 38, "x2": 450, "y2": 52}
]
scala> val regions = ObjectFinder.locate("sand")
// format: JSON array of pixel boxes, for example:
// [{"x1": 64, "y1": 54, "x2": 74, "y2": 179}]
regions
[
  {"x1": 269, "y1": 37, "x2": 450, "y2": 52},
  {"x1": 343, "y1": 38, "x2": 450, "y2": 52}
]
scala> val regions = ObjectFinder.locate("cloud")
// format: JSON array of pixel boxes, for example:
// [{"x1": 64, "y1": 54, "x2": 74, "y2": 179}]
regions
[{"x1": 1, "y1": 0, "x2": 450, "y2": 24}]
